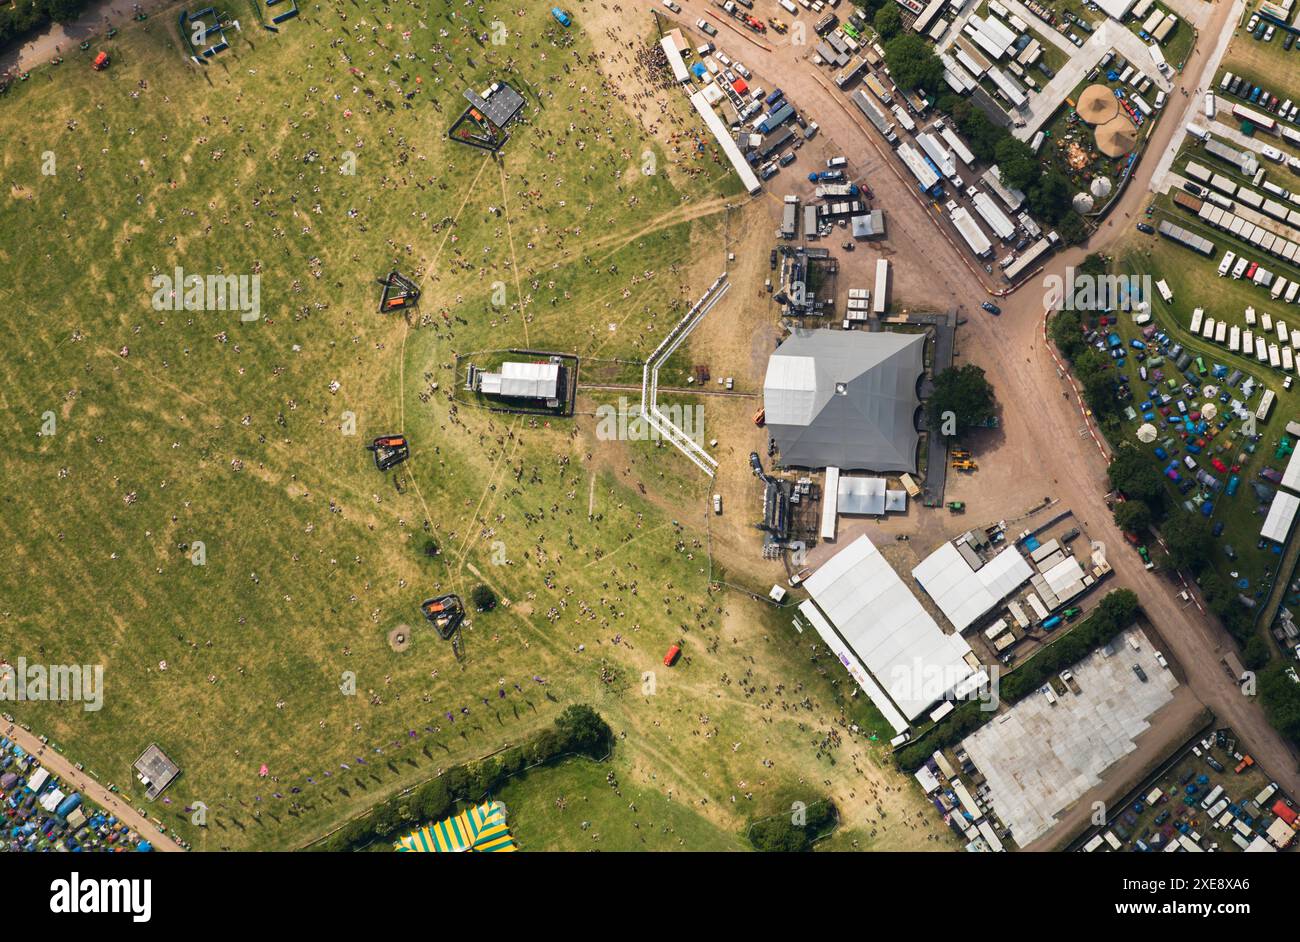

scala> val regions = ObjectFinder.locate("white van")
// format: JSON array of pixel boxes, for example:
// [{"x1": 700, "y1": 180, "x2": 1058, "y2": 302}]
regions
[
  {"x1": 827, "y1": 156, "x2": 847, "y2": 168},
  {"x1": 779, "y1": 0, "x2": 798, "y2": 12},
  {"x1": 1155, "y1": 91, "x2": 1167, "y2": 110}
]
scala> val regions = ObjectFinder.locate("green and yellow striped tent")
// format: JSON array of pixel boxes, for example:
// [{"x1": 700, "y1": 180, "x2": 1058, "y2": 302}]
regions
[{"x1": 395, "y1": 800, "x2": 517, "y2": 853}]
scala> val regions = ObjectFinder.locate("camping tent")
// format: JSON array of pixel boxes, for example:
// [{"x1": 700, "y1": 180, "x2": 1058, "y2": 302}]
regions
[{"x1": 1136, "y1": 423, "x2": 1157, "y2": 443}]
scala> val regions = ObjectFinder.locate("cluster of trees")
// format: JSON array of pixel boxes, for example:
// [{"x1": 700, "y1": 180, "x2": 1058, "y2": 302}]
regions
[
  {"x1": 883, "y1": 34, "x2": 944, "y2": 93},
  {"x1": 1048, "y1": 256, "x2": 1126, "y2": 419},
  {"x1": 896, "y1": 590, "x2": 1139, "y2": 770},
  {"x1": 316, "y1": 705, "x2": 612, "y2": 851},
  {"x1": 1260, "y1": 662, "x2": 1300, "y2": 744},
  {"x1": 936, "y1": 95, "x2": 1088, "y2": 244},
  {"x1": 748, "y1": 798, "x2": 838, "y2": 851},
  {"x1": 0, "y1": 0, "x2": 90, "y2": 55},
  {"x1": 928, "y1": 364, "x2": 997, "y2": 434}
]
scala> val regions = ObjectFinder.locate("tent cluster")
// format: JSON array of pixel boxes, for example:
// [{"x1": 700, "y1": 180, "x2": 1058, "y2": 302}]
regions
[{"x1": 395, "y1": 800, "x2": 517, "y2": 853}]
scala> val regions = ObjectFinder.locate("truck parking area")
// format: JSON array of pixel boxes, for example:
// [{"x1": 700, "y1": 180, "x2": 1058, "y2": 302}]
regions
[{"x1": 1075, "y1": 725, "x2": 1300, "y2": 852}]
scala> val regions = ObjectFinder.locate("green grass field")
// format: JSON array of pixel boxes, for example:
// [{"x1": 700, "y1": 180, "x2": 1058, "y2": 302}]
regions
[
  {"x1": 490, "y1": 755, "x2": 745, "y2": 852},
  {"x1": 0, "y1": 2, "x2": 941, "y2": 851}
]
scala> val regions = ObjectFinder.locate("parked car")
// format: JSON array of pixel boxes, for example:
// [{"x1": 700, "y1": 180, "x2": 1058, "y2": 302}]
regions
[
  {"x1": 697, "y1": 19, "x2": 717, "y2": 36},
  {"x1": 981, "y1": 301, "x2": 1001, "y2": 315},
  {"x1": 1136, "y1": 222, "x2": 1154, "y2": 234}
]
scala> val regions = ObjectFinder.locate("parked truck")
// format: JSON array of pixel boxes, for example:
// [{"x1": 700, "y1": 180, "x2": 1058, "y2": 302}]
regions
[{"x1": 1059, "y1": 670, "x2": 1082, "y2": 694}]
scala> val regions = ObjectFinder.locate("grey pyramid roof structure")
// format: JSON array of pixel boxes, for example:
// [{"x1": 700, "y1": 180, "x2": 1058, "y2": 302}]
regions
[{"x1": 763, "y1": 329, "x2": 923, "y2": 472}]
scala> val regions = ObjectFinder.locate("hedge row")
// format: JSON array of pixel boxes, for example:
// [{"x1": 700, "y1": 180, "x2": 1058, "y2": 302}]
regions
[
  {"x1": 896, "y1": 589, "x2": 1140, "y2": 771},
  {"x1": 312, "y1": 704, "x2": 612, "y2": 852}
]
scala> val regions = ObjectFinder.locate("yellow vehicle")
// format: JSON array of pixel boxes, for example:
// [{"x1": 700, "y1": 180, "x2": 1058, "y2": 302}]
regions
[
  {"x1": 952, "y1": 459, "x2": 978, "y2": 472},
  {"x1": 767, "y1": 16, "x2": 788, "y2": 33}
]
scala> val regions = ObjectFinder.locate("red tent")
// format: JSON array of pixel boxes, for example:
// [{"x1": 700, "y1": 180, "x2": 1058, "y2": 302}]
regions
[
  {"x1": 1273, "y1": 799, "x2": 1297, "y2": 826},
  {"x1": 92, "y1": 51, "x2": 109, "y2": 70},
  {"x1": 732, "y1": 78, "x2": 749, "y2": 96}
]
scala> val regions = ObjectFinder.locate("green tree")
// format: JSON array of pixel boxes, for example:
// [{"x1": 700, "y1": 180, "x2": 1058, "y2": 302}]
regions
[
  {"x1": 927, "y1": 364, "x2": 996, "y2": 434},
  {"x1": 1078, "y1": 253, "x2": 1109, "y2": 277},
  {"x1": 874, "y1": 4, "x2": 903, "y2": 39},
  {"x1": 1107, "y1": 448, "x2": 1165, "y2": 507},
  {"x1": 471, "y1": 583, "x2": 497, "y2": 611},
  {"x1": 1055, "y1": 210, "x2": 1090, "y2": 246},
  {"x1": 1096, "y1": 588, "x2": 1139, "y2": 626},
  {"x1": 414, "y1": 777, "x2": 453, "y2": 822},
  {"x1": 994, "y1": 138, "x2": 1038, "y2": 190},
  {"x1": 1113, "y1": 499, "x2": 1152, "y2": 534},
  {"x1": 1243, "y1": 635, "x2": 1272, "y2": 671},
  {"x1": 1049, "y1": 309, "x2": 1086, "y2": 360},
  {"x1": 749, "y1": 816, "x2": 810, "y2": 852},
  {"x1": 883, "y1": 34, "x2": 943, "y2": 92},
  {"x1": 1259, "y1": 661, "x2": 1300, "y2": 744},
  {"x1": 1028, "y1": 171, "x2": 1072, "y2": 224},
  {"x1": 555, "y1": 704, "x2": 612, "y2": 757},
  {"x1": 1161, "y1": 513, "x2": 1212, "y2": 571}
]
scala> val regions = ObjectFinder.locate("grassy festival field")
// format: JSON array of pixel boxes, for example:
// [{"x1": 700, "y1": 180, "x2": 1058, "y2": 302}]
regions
[{"x1": 0, "y1": 1, "x2": 949, "y2": 851}]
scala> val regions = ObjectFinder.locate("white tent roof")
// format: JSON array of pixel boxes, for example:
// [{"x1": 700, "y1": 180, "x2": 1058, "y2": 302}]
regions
[
  {"x1": 912, "y1": 542, "x2": 1034, "y2": 632},
  {"x1": 799, "y1": 599, "x2": 909, "y2": 733},
  {"x1": 479, "y1": 361, "x2": 559, "y2": 399},
  {"x1": 838, "y1": 475, "x2": 887, "y2": 515},
  {"x1": 1281, "y1": 446, "x2": 1300, "y2": 494},
  {"x1": 803, "y1": 535, "x2": 975, "y2": 721},
  {"x1": 1043, "y1": 555, "x2": 1087, "y2": 598},
  {"x1": 1262, "y1": 492, "x2": 1300, "y2": 543},
  {"x1": 1095, "y1": 0, "x2": 1136, "y2": 19}
]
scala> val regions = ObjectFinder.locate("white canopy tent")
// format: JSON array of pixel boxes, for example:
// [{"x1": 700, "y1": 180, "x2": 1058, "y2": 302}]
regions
[
  {"x1": 803, "y1": 535, "x2": 975, "y2": 721},
  {"x1": 912, "y1": 542, "x2": 1034, "y2": 633}
]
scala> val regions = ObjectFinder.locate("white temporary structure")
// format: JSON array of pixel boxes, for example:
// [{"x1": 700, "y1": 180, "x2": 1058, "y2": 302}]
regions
[
  {"x1": 912, "y1": 542, "x2": 1034, "y2": 632},
  {"x1": 803, "y1": 535, "x2": 975, "y2": 721},
  {"x1": 1262, "y1": 491, "x2": 1300, "y2": 543},
  {"x1": 799, "y1": 598, "x2": 910, "y2": 733}
]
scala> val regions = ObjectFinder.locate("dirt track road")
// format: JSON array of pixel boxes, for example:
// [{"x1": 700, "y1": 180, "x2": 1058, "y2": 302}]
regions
[
  {"x1": 0, "y1": 0, "x2": 179, "y2": 76},
  {"x1": 3, "y1": 723, "x2": 182, "y2": 851},
  {"x1": 668, "y1": 0, "x2": 1300, "y2": 795}
]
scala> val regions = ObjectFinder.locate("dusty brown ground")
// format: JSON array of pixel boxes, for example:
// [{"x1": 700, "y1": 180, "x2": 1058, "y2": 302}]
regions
[{"x1": 672, "y1": 0, "x2": 1300, "y2": 820}]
